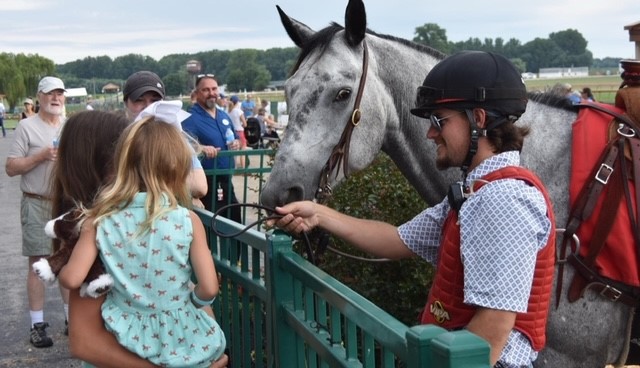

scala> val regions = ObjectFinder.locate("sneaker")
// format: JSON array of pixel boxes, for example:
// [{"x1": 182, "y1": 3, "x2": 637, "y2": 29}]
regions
[
  {"x1": 64, "y1": 320, "x2": 68, "y2": 336},
  {"x1": 30, "y1": 322, "x2": 53, "y2": 348}
]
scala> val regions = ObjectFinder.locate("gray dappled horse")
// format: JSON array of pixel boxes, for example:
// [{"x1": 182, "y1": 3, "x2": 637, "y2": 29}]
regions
[{"x1": 261, "y1": 1, "x2": 632, "y2": 366}]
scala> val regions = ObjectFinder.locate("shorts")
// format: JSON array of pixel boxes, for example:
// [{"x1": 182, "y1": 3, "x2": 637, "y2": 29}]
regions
[
  {"x1": 236, "y1": 129, "x2": 247, "y2": 148},
  {"x1": 21, "y1": 196, "x2": 52, "y2": 256}
]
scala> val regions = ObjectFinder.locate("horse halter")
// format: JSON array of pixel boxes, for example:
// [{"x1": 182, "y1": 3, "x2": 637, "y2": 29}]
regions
[{"x1": 315, "y1": 40, "x2": 369, "y2": 204}]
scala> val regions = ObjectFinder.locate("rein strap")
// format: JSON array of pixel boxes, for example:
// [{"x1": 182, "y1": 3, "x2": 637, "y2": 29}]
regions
[{"x1": 316, "y1": 40, "x2": 369, "y2": 204}]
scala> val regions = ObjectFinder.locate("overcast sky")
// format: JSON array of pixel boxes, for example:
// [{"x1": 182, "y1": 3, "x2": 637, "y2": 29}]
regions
[{"x1": 1, "y1": 0, "x2": 637, "y2": 65}]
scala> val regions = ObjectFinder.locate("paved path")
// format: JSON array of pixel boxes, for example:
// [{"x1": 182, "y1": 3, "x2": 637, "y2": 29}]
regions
[{"x1": 0, "y1": 129, "x2": 80, "y2": 367}]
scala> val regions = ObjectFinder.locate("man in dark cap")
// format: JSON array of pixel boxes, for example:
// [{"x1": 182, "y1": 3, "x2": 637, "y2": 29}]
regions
[
  {"x1": 122, "y1": 70, "x2": 166, "y2": 121},
  {"x1": 270, "y1": 51, "x2": 555, "y2": 368}
]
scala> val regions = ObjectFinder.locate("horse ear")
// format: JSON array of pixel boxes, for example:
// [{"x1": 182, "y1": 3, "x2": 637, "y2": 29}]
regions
[
  {"x1": 344, "y1": 0, "x2": 367, "y2": 46},
  {"x1": 276, "y1": 5, "x2": 315, "y2": 49}
]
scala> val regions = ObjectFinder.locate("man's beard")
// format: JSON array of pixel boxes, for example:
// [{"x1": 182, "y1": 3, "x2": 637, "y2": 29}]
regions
[
  {"x1": 205, "y1": 99, "x2": 217, "y2": 109},
  {"x1": 41, "y1": 104, "x2": 63, "y2": 116}
]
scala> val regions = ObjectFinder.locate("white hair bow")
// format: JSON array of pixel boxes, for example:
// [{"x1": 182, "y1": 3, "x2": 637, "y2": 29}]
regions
[{"x1": 134, "y1": 100, "x2": 191, "y2": 131}]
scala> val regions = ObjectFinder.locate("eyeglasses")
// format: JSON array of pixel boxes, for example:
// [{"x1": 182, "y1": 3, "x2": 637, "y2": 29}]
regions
[{"x1": 429, "y1": 111, "x2": 462, "y2": 131}]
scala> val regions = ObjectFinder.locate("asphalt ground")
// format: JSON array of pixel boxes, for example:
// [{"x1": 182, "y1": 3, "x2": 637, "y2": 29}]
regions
[{"x1": 0, "y1": 128, "x2": 81, "y2": 367}]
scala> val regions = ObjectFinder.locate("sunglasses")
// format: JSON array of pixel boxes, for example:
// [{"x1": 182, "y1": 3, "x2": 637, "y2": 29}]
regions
[
  {"x1": 429, "y1": 111, "x2": 462, "y2": 131},
  {"x1": 195, "y1": 73, "x2": 215, "y2": 85}
]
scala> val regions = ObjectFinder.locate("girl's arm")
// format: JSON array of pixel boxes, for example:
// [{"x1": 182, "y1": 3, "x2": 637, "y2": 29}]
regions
[
  {"x1": 69, "y1": 290, "x2": 229, "y2": 367},
  {"x1": 189, "y1": 211, "x2": 219, "y2": 301},
  {"x1": 59, "y1": 218, "x2": 99, "y2": 289},
  {"x1": 68, "y1": 290, "x2": 158, "y2": 367}
]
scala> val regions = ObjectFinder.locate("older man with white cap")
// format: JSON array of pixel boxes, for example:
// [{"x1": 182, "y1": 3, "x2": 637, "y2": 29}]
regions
[{"x1": 5, "y1": 76, "x2": 70, "y2": 348}]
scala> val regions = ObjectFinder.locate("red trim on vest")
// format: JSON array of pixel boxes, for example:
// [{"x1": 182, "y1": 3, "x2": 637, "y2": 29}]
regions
[{"x1": 420, "y1": 166, "x2": 556, "y2": 351}]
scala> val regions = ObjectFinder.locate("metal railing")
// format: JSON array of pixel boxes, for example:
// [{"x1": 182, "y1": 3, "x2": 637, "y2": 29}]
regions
[{"x1": 197, "y1": 148, "x2": 491, "y2": 367}]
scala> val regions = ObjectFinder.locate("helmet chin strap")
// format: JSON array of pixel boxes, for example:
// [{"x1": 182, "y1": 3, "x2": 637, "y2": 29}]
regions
[{"x1": 460, "y1": 109, "x2": 486, "y2": 182}]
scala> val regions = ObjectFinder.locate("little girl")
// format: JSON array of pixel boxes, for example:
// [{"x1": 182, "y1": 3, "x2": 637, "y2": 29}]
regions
[{"x1": 59, "y1": 116, "x2": 226, "y2": 367}]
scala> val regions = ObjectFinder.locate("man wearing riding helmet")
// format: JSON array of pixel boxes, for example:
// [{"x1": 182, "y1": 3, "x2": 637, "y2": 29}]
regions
[{"x1": 270, "y1": 51, "x2": 556, "y2": 368}]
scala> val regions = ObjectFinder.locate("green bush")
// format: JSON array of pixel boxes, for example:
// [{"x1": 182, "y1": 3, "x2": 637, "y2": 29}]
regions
[{"x1": 317, "y1": 153, "x2": 435, "y2": 326}]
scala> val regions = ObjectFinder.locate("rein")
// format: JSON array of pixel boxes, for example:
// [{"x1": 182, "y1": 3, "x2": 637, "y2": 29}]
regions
[{"x1": 315, "y1": 40, "x2": 369, "y2": 204}]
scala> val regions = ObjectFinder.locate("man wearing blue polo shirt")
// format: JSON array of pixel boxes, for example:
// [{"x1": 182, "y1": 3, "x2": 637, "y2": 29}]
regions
[{"x1": 182, "y1": 75, "x2": 241, "y2": 222}]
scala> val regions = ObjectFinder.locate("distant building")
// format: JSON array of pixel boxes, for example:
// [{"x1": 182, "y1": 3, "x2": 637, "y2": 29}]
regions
[
  {"x1": 538, "y1": 67, "x2": 589, "y2": 79},
  {"x1": 101, "y1": 83, "x2": 120, "y2": 94},
  {"x1": 266, "y1": 80, "x2": 286, "y2": 91}
]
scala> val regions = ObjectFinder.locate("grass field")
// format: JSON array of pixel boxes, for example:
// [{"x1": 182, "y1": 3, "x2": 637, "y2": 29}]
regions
[{"x1": 524, "y1": 75, "x2": 621, "y2": 103}]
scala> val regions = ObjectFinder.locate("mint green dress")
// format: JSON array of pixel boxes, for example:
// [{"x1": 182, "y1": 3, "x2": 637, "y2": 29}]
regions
[{"x1": 96, "y1": 193, "x2": 225, "y2": 367}]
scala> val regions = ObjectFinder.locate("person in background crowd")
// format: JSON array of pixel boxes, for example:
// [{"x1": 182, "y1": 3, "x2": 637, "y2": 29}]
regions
[
  {"x1": 228, "y1": 95, "x2": 247, "y2": 168},
  {"x1": 0, "y1": 98, "x2": 5, "y2": 137},
  {"x1": 85, "y1": 96, "x2": 94, "y2": 110},
  {"x1": 122, "y1": 71, "x2": 207, "y2": 206},
  {"x1": 5, "y1": 76, "x2": 70, "y2": 348},
  {"x1": 562, "y1": 83, "x2": 581, "y2": 105},
  {"x1": 241, "y1": 93, "x2": 255, "y2": 118},
  {"x1": 188, "y1": 89, "x2": 198, "y2": 113},
  {"x1": 181, "y1": 75, "x2": 242, "y2": 222},
  {"x1": 216, "y1": 93, "x2": 228, "y2": 111},
  {"x1": 270, "y1": 51, "x2": 556, "y2": 368},
  {"x1": 581, "y1": 87, "x2": 596, "y2": 102},
  {"x1": 21, "y1": 98, "x2": 37, "y2": 120}
]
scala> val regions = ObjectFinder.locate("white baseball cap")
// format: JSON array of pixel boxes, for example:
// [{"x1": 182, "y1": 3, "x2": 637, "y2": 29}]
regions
[{"x1": 38, "y1": 76, "x2": 66, "y2": 93}]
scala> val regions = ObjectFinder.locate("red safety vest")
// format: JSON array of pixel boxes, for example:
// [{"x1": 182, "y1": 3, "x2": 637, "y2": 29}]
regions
[{"x1": 420, "y1": 166, "x2": 556, "y2": 351}]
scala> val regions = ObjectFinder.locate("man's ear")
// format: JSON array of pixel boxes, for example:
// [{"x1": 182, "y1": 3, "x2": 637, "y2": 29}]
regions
[{"x1": 473, "y1": 108, "x2": 487, "y2": 129}]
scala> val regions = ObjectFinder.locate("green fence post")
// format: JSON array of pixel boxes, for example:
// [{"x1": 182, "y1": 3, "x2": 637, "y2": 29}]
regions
[
  {"x1": 406, "y1": 324, "x2": 448, "y2": 368},
  {"x1": 431, "y1": 330, "x2": 491, "y2": 368},
  {"x1": 266, "y1": 230, "x2": 297, "y2": 368}
]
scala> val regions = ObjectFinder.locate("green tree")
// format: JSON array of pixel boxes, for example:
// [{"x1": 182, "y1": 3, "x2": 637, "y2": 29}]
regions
[
  {"x1": 225, "y1": 49, "x2": 271, "y2": 91},
  {"x1": 261, "y1": 47, "x2": 298, "y2": 82},
  {"x1": 509, "y1": 58, "x2": 527, "y2": 73},
  {"x1": 112, "y1": 54, "x2": 159, "y2": 80},
  {"x1": 413, "y1": 23, "x2": 450, "y2": 54},
  {"x1": 520, "y1": 38, "x2": 564, "y2": 72},
  {"x1": 549, "y1": 29, "x2": 587, "y2": 56},
  {"x1": 548, "y1": 29, "x2": 593, "y2": 67},
  {"x1": 0, "y1": 53, "x2": 54, "y2": 110},
  {"x1": 163, "y1": 70, "x2": 190, "y2": 96}
]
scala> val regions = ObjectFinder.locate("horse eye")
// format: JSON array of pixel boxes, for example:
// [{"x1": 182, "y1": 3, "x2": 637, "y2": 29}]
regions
[{"x1": 335, "y1": 89, "x2": 352, "y2": 102}]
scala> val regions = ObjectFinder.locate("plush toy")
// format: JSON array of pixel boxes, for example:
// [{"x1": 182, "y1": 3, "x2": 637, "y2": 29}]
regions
[{"x1": 32, "y1": 208, "x2": 113, "y2": 298}]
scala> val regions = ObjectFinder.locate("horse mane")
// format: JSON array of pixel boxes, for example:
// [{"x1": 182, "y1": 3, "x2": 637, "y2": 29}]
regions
[
  {"x1": 290, "y1": 22, "x2": 446, "y2": 76},
  {"x1": 528, "y1": 91, "x2": 578, "y2": 112}
]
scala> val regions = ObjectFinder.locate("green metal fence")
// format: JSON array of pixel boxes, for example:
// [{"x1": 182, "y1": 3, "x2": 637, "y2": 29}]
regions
[{"x1": 197, "y1": 149, "x2": 491, "y2": 367}]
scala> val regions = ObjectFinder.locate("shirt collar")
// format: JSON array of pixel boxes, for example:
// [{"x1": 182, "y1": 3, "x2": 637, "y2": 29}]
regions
[{"x1": 464, "y1": 151, "x2": 521, "y2": 186}]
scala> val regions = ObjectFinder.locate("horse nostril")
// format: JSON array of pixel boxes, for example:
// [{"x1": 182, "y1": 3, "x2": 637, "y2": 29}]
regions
[{"x1": 284, "y1": 186, "x2": 304, "y2": 205}]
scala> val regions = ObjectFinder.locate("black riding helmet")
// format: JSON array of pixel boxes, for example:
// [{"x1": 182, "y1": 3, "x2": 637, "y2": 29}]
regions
[{"x1": 410, "y1": 51, "x2": 527, "y2": 121}]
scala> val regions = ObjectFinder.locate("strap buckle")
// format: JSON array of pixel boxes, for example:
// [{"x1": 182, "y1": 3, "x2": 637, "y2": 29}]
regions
[
  {"x1": 595, "y1": 163, "x2": 613, "y2": 185},
  {"x1": 599, "y1": 284, "x2": 622, "y2": 302}
]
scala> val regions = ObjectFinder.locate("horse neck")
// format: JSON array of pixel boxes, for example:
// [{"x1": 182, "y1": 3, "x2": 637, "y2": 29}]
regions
[{"x1": 368, "y1": 36, "x2": 455, "y2": 205}]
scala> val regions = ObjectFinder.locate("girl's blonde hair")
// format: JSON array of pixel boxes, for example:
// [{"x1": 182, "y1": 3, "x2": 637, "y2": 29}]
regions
[{"x1": 88, "y1": 116, "x2": 192, "y2": 234}]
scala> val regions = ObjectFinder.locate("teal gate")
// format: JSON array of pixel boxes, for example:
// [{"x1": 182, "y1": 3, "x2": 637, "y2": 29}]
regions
[{"x1": 197, "y1": 149, "x2": 490, "y2": 367}]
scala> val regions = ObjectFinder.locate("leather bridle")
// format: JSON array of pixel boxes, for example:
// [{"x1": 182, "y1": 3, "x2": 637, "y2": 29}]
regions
[{"x1": 315, "y1": 40, "x2": 369, "y2": 204}]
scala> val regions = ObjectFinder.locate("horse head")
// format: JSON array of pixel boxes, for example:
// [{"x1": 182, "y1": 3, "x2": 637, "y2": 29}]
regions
[{"x1": 262, "y1": 0, "x2": 448, "y2": 208}]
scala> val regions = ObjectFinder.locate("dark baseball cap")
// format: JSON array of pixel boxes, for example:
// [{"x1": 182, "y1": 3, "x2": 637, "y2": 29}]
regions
[{"x1": 123, "y1": 71, "x2": 165, "y2": 102}]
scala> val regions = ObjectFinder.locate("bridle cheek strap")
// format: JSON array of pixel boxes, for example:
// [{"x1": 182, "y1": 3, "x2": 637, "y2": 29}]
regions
[{"x1": 316, "y1": 40, "x2": 369, "y2": 204}]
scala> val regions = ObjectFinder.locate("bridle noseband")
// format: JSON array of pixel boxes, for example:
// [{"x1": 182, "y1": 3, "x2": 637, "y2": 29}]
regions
[{"x1": 315, "y1": 40, "x2": 369, "y2": 204}]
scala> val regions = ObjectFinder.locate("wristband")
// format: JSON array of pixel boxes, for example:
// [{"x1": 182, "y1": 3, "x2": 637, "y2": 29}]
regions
[{"x1": 191, "y1": 290, "x2": 216, "y2": 308}]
